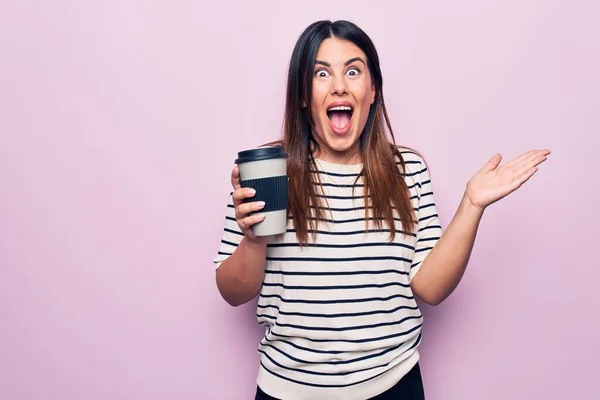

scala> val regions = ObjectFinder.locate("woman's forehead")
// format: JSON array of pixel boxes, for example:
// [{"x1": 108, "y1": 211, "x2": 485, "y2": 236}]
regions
[{"x1": 315, "y1": 38, "x2": 367, "y2": 65}]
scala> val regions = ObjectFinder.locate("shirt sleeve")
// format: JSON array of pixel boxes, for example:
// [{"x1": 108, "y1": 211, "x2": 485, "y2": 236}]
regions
[
  {"x1": 409, "y1": 156, "x2": 443, "y2": 281},
  {"x1": 212, "y1": 192, "x2": 245, "y2": 269}
]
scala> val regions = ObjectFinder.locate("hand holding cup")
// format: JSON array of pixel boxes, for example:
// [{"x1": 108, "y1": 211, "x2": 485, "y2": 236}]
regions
[
  {"x1": 233, "y1": 147, "x2": 289, "y2": 239},
  {"x1": 231, "y1": 165, "x2": 267, "y2": 243}
]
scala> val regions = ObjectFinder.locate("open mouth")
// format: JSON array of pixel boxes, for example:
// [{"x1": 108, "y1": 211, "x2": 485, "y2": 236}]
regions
[{"x1": 326, "y1": 105, "x2": 354, "y2": 131}]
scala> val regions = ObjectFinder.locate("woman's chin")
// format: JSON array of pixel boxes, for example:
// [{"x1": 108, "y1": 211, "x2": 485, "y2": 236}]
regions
[
  {"x1": 325, "y1": 133, "x2": 359, "y2": 152},
  {"x1": 316, "y1": 136, "x2": 360, "y2": 162}
]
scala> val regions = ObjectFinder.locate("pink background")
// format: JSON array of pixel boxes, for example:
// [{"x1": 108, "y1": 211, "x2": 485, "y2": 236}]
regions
[{"x1": 1, "y1": 1, "x2": 598, "y2": 399}]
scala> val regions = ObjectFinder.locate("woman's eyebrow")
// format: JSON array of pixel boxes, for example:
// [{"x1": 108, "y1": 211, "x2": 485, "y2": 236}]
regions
[
  {"x1": 344, "y1": 57, "x2": 366, "y2": 66},
  {"x1": 314, "y1": 57, "x2": 366, "y2": 68}
]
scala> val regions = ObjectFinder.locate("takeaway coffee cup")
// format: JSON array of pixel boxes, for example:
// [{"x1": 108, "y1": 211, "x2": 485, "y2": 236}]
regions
[{"x1": 235, "y1": 146, "x2": 289, "y2": 236}]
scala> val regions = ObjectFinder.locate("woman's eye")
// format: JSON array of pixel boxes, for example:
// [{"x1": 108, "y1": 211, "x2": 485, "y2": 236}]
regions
[
  {"x1": 315, "y1": 70, "x2": 329, "y2": 77},
  {"x1": 347, "y1": 68, "x2": 360, "y2": 76}
]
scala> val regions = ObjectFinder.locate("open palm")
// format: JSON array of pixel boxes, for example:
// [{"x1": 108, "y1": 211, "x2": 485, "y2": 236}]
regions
[{"x1": 465, "y1": 149, "x2": 551, "y2": 210}]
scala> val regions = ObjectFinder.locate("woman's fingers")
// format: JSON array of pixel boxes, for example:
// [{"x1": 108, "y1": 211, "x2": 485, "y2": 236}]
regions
[
  {"x1": 235, "y1": 201, "x2": 266, "y2": 220},
  {"x1": 237, "y1": 213, "x2": 266, "y2": 231},
  {"x1": 510, "y1": 152, "x2": 549, "y2": 177},
  {"x1": 231, "y1": 165, "x2": 241, "y2": 190},
  {"x1": 232, "y1": 187, "x2": 256, "y2": 207}
]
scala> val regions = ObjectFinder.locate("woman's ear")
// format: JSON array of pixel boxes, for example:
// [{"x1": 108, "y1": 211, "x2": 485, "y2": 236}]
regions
[{"x1": 370, "y1": 83, "x2": 376, "y2": 104}]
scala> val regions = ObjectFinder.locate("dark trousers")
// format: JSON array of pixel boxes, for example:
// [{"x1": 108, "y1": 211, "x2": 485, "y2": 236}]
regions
[{"x1": 255, "y1": 363, "x2": 425, "y2": 400}]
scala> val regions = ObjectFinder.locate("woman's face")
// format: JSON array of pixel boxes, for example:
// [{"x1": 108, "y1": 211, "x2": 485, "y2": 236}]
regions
[{"x1": 309, "y1": 37, "x2": 376, "y2": 164}]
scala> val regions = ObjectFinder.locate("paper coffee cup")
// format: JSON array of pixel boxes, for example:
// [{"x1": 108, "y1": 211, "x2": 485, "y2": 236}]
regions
[{"x1": 235, "y1": 146, "x2": 289, "y2": 236}]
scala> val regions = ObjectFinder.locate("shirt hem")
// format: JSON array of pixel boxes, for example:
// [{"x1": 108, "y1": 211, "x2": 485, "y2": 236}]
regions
[{"x1": 256, "y1": 349, "x2": 420, "y2": 400}]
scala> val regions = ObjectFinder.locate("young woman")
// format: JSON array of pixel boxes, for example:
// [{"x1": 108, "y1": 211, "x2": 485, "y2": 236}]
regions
[{"x1": 213, "y1": 20, "x2": 549, "y2": 400}]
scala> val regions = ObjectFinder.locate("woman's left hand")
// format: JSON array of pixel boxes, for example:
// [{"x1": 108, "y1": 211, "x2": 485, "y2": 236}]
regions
[{"x1": 465, "y1": 149, "x2": 551, "y2": 211}]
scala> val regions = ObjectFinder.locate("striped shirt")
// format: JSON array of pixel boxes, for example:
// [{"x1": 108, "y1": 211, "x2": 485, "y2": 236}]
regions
[{"x1": 213, "y1": 149, "x2": 442, "y2": 400}]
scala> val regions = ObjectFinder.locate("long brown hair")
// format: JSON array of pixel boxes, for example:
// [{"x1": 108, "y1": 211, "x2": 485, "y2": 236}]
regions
[{"x1": 270, "y1": 20, "x2": 416, "y2": 245}]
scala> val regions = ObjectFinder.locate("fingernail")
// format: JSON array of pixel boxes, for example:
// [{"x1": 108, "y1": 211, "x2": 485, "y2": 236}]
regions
[
  {"x1": 248, "y1": 189, "x2": 256, "y2": 196},
  {"x1": 256, "y1": 213, "x2": 265, "y2": 219},
  {"x1": 258, "y1": 201, "x2": 265, "y2": 208}
]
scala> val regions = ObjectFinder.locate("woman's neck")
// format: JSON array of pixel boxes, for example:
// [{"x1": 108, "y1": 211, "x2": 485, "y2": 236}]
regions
[{"x1": 312, "y1": 146, "x2": 362, "y2": 165}]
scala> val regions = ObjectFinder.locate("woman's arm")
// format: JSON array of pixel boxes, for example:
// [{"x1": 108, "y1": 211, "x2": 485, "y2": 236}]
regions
[
  {"x1": 214, "y1": 166, "x2": 270, "y2": 307},
  {"x1": 216, "y1": 236, "x2": 268, "y2": 307},
  {"x1": 410, "y1": 193, "x2": 482, "y2": 305},
  {"x1": 411, "y1": 150, "x2": 550, "y2": 305}
]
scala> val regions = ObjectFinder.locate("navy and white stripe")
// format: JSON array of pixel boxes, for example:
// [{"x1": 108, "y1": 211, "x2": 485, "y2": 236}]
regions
[{"x1": 214, "y1": 149, "x2": 442, "y2": 399}]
